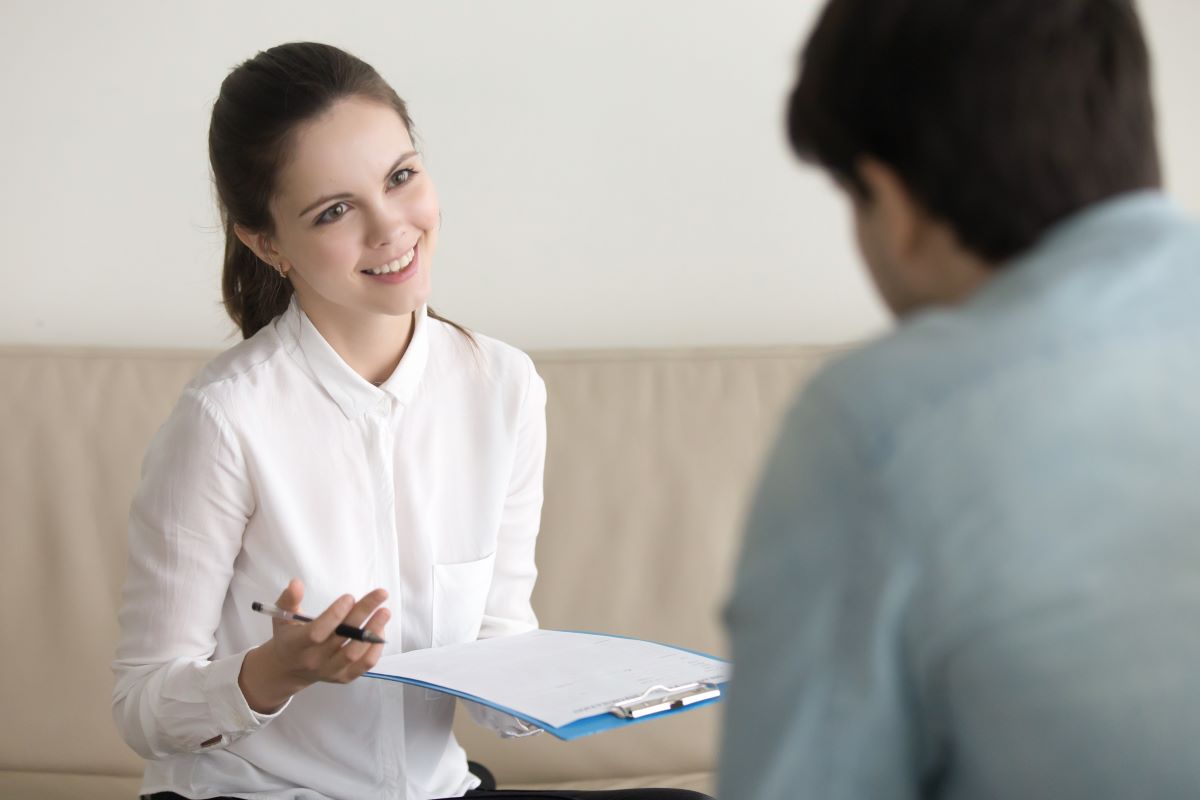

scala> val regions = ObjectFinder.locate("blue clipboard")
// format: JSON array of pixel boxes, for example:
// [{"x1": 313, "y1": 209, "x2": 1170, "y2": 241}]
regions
[{"x1": 365, "y1": 630, "x2": 729, "y2": 741}]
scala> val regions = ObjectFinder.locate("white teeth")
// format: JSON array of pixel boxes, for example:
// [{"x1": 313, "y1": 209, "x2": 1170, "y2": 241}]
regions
[{"x1": 364, "y1": 248, "x2": 415, "y2": 275}]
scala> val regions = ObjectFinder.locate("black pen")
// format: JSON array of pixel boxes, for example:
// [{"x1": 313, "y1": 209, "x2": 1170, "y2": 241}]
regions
[{"x1": 251, "y1": 601, "x2": 386, "y2": 644}]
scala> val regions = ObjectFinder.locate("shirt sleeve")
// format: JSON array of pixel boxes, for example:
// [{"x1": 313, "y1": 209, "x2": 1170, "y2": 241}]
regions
[
  {"x1": 112, "y1": 388, "x2": 287, "y2": 761},
  {"x1": 461, "y1": 699, "x2": 544, "y2": 738},
  {"x1": 718, "y1": 376, "x2": 924, "y2": 800},
  {"x1": 478, "y1": 354, "x2": 546, "y2": 641}
]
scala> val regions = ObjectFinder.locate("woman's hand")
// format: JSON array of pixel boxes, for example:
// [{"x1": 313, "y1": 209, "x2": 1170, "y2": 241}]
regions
[{"x1": 238, "y1": 578, "x2": 390, "y2": 714}]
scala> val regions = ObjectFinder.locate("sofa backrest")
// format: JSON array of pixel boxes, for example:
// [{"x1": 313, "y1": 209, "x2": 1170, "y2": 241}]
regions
[{"x1": 0, "y1": 343, "x2": 844, "y2": 785}]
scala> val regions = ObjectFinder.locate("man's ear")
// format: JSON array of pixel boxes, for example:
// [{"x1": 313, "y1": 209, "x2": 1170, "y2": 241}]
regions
[
  {"x1": 856, "y1": 157, "x2": 924, "y2": 267},
  {"x1": 234, "y1": 224, "x2": 281, "y2": 268}
]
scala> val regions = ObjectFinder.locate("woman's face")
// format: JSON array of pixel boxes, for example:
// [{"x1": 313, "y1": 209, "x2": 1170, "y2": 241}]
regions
[{"x1": 264, "y1": 97, "x2": 439, "y2": 327}]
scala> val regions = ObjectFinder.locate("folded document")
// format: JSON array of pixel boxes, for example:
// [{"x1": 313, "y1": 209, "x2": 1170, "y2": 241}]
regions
[{"x1": 365, "y1": 629, "x2": 730, "y2": 740}]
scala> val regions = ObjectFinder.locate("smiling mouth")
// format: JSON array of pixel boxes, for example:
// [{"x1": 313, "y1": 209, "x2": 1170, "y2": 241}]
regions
[{"x1": 362, "y1": 247, "x2": 416, "y2": 275}]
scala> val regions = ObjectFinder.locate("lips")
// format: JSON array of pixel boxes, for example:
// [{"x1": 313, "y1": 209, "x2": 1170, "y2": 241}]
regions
[
  {"x1": 360, "y1": 245, "x2": 420, "y2": 285},
  {"x1": 362, "y1": 247, "x2": 416, "y2": 275}
]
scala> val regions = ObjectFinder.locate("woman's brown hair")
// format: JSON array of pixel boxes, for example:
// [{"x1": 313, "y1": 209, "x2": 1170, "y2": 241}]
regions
[{"x1": 209, "y1": 42, "x2": 470, "y2": 341}]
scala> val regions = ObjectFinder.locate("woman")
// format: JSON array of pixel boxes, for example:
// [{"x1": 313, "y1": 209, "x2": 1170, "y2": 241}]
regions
[{"x1": 112, "y1": 42, "x2": 710, "y2": 800}]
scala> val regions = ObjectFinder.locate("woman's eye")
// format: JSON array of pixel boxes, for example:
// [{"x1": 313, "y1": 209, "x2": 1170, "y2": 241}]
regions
[
  {"x1": 316, "y1": 202, "x2": 348, "y2": 225},
  {"x1": 388, "y1": 168, "x2": 415, "y2": 188}
]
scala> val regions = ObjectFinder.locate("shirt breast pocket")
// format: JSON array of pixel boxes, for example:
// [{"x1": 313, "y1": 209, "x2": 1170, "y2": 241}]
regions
[{"x1": 431, "y1": 552, "x2": 497, "y2": 648}]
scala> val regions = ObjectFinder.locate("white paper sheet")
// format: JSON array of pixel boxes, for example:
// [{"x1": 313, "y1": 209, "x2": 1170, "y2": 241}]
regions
[{"x1": 369, "y1": 630, "x2": 730, "y2": 728}]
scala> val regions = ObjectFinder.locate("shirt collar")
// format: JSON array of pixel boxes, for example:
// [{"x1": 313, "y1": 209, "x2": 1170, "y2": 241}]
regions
[
  {"x1": 278, "y1": 297, "x2": 430, "y2": 419},
  {"x1": 970, "y1": 190, "x2": 1180, "y2": 311}
]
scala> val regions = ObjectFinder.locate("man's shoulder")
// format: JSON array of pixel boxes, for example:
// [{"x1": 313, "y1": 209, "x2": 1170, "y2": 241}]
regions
[
  {"x1": 818, "y1": 193, "x2": 1200, "y2": 412},
  {"x1": 806, "y1": 309, "x2": 982, "y2": 434}
]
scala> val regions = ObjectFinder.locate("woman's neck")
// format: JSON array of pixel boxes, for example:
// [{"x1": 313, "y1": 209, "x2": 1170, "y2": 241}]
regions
[{"x1": 300, "y1": 300, "x2": 416, "y2": 386}]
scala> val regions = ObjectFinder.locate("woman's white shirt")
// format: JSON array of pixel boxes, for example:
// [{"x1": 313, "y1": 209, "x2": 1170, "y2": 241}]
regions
[{"x1": 112, "y1": 300, "x2": 546, "y2": 800}]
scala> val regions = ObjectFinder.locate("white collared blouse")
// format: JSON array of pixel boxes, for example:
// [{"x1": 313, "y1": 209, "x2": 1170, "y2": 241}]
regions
[{"x1": 113, "y1": 299, "x2": 546, "y2": 800}]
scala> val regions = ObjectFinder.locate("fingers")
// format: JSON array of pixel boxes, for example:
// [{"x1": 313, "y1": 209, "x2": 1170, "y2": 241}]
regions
[
  {"x1": 343, "y1": 588, "x2": 389, "y2": 629},
  {"x1": 276, "y1": 578, "x2": 305, "y2": 612},
  {"x1": 325, "y1": 606, "x2": 391, "y2": 682},
  {"x1": 307, "y1": 594, "x2": 355, "y2": 644},
  {"x1": 266, "y1": 586, "x2": 391, "y2": 688},
  {"x1": 269, "y1": 578, "x2": 308, "y2": 637},
  {"x1": 318, "y1": 588, "x2": 388, "y2": 656}
]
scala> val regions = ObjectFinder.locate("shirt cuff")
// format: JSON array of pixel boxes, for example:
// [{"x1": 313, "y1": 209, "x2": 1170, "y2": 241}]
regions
[
  {"x1": 463, "y1": 698, "x2": 544, "y2": 738},
  {"x1": 201, "y1": 649, "x2": 290, "y2": 745}
]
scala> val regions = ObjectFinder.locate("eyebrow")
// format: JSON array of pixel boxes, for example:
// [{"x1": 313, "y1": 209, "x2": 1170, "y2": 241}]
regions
[{"x1": 297, "y1": 151, "x2": 419, "y2": 218}]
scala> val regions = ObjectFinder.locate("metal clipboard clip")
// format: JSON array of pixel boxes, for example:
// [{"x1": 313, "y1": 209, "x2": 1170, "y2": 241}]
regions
[{"x1": 608, "y1": 682, "x2": 722, "y2": 720}]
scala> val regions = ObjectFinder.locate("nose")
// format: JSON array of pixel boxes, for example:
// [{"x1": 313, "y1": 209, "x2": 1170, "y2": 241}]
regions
[{"x1": 365, "y1": 201, "x2": 407, "y2": 250}]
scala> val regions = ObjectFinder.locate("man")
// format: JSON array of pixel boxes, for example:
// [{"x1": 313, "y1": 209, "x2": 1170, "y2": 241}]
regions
[{"x1": 720, "y1": 1, "x2": 1200, "y2": 798}]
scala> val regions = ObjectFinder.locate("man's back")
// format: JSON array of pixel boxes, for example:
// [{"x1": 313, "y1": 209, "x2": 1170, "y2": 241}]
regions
[{"x1": 720, "y1": 193, "x2": 1200, "y2": 799}]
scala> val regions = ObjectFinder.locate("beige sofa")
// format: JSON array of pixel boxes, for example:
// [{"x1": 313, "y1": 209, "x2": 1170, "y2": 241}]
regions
[{"x1": 0, "y1": 342, "x2": 844, "y2": 798}]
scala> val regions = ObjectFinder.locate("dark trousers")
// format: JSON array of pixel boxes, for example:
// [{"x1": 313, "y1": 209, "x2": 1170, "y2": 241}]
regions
[
  {"x1": 143, "y1": 759, "x2": 713, "y2": 799},
  {"x1": 450, "y1": 763, "x2": 712, "y2": 799}
]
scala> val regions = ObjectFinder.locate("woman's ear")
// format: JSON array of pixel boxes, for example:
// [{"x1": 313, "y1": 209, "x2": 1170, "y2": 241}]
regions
[{"x1": 234, "y1": 224, "x2": 282, "y2": 268}]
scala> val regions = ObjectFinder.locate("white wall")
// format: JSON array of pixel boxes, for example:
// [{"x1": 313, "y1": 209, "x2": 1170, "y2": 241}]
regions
[{"x1": 2, "y1": 1, "x2": 1197, "y2": 351}]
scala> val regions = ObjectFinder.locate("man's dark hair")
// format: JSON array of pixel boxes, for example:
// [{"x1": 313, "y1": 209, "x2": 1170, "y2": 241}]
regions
[{"x1": 788, "y1": 0, "x2": 1161, "y2": 263}]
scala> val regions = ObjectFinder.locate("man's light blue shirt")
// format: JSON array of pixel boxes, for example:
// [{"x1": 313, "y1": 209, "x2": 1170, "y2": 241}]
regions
[{"x1": 720, "y1": 192, "x2": 1200, "y2": 799}]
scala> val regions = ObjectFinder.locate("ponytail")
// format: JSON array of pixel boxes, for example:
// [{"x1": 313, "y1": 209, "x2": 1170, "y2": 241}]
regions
[{"x1": 221, "y1": 218, "x2": 293, "y2": 340}]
